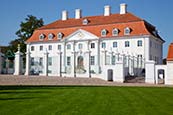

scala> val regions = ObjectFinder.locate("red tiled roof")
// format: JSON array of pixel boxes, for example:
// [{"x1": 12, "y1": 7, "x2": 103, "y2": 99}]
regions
[
  {"x1": 167, "y1": 43, "x2": 173, "y2": 61},
  {"x1": 27, "y1": 12, "x2": 163, "y2": 43}
]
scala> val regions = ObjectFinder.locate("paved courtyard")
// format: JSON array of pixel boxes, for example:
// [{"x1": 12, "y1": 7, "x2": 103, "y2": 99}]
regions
[{"x1": 0, "y1": 75, "x2": 171, "y2": 87}]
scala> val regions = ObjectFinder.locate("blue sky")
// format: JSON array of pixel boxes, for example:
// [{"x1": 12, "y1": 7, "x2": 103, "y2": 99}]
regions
[{"x1": 0, "y1": 0, "x2": 173, "y2": 57}]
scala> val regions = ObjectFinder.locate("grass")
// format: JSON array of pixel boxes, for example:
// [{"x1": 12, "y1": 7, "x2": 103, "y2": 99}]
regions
[{"x1": 0, "y1": 86, "x2": 173, "y2": 115}]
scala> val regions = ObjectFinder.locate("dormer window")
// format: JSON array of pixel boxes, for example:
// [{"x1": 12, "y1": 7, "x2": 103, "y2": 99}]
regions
[
  {"x1": 101, "y1": 29, "x2": 107, "y2": 37},
  {"x1": 39, "y1": 34, "x2": 45, "y2": 40},
  {"x1": 112, "y1": 28, "x2": 119, "y2": 36},
  {"x1": 57, "y1": 32, "x2": 63, "y2": 39},
  {"x1": 124, "y1": 27, "x2": 131, "y2": 35},
  {"x1": 48, "y1": 33, "x2": 54, "y2": 40},
  {"x1": 83, "y1": 19, "x2": 89, "y2": 25}
]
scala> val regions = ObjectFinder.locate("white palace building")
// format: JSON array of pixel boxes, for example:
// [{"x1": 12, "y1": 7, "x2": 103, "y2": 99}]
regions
[{"x1": 13, "y1": 4, "x2": 173, "y2": 84}]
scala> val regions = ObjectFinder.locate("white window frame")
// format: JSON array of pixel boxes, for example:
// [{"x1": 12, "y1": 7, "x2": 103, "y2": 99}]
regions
[
  {"x1": 39, "y1": 34, "x2": 45, "y2": 40},
  {"x1": 90, "y1": 56, "x2": 95, "y2": 65},
  {"x1": 137, "y1": 40, "x2": 143, "y2": 47},
  {"x1": 112, "y1": 28, "x2": 119, "y2": 36},
  {"x1": 57, "y1": 33, "x2": 63, "y2": 39},
  {"x1": 125, "y1": 41, "x2": 130, "y2": 47},
  {"x1": 48, "y1": 33, "x2": 54, "y2": 40},
  {"x1": 124, "y1": 27, "x2": 131, "y2": 35},
  {"x1": 113, "y1": 42, "x2": 117, "y2": 48},
  {"x1": 101, "y1": 29, "x2": 107, "y2": 37}
]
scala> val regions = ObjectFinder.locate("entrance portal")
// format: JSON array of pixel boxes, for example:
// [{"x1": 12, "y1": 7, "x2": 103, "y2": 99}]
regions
[{"x1": 76, "y1": 56, "x2": 86, "y2": 74}]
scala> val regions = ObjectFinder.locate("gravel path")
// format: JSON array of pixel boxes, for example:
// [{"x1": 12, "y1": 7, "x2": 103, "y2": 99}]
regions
[{"x1": 0, "y1": 75, "x2": 172, "y2": 87}]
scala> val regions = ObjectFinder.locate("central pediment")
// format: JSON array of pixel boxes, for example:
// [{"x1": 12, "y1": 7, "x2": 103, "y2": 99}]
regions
[{"x1": 65, "y1": 29, "x2": 99, "y2": 41}]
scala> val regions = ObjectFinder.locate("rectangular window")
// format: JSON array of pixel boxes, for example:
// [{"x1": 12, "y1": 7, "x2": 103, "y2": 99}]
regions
[
  {"x1": 67, "y1": 57, "x2": 71, "y2": 66},
  {"x1": 91, "y1": 43, "x2": 95, "y2": 49},
  {"x1": 101, "y1": 42, "x2": 106, "y2": 48},
  {"x1": 137, "y1": 40, "x2": 142, "y2": 47},
  {"x1": 48, "y1": 57, "x2": 52, "y2": 66},
  {"x1": 78, "y1": 43, "x2": 83, "y2": 49},
  {"x1": 31, "y1": 58, "x2": 34, "y2": 66},
  {"x1": 48, "y1": 45, "x2": 52, "y2": 50},
  {"x1": 112, "y1": 55, "x2": 116, "y2": 65},
  {"x1": 106, "y1": 55, "x2": 110, "y2": 65},
  {"x1": 113, "y1": 42, "x2": 117, "y2": 48},
  {"x1": 150, "y1": 41, "x2": 152, "y2": 47},
  {"x1": 39, "y1": 57, "x2": 43, "y2": 66},
  {"x1": 90, "y1": 56, "x2": 95, "y2": 65},
  {"x1": 58, "y1": 45, "x2": 61, "y2": 50},
  {"x1": 31, "y1": 46, "x2": 34, "y2": 51},
  {"x1": 125, "y1": 41, "x2": 130, "y2": 47},
  {"x1": 40, "y1": 46, "x2": 43, "y2": 51},
  {"x1": 67, "y1": 44, "x2": 71, "y2": 50}
]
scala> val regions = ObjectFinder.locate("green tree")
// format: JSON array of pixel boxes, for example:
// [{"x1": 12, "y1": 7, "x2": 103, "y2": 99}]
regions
[{"x1": 9, "y1": 15, "x2": 44, "y2": 53}]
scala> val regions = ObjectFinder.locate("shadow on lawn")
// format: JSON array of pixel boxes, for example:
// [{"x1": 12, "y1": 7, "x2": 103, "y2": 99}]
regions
[
  {"x1": 0, "y1": 85, "x2": 105, "y2": 90},
  {"x1": 0, "y1": 97, "x2": 39, "y2": 101}
]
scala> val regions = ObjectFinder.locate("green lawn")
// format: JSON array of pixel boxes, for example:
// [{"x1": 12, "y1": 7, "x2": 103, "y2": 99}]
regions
[{"x1": 0, "y1": 86, "x2": 173, "y2": 115}]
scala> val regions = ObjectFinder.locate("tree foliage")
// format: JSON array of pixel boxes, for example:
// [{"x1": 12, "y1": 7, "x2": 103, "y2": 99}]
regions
[{"x1": 9, "y1": 15, "x2": 44, "y2": 53}]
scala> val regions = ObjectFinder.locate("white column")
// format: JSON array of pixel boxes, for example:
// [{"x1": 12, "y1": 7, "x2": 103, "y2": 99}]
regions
[
  {"x1": 145, "y1": 60, "x2": 155, "y2": 84},
  {"x1": 25, "y1": 51, "x2": 30, "y2": 75},
  {"x1": 43, "y1": 51, "x2": 48, "y2": 76},
  {"x1": 96, "y1": 40, "x2": 100, "y2": 73},
  {"x1": 145, "y1": 38, "x2": 150, "y2": 61},
  {"x1": 14, "y1": 45, "x2": 23, "y2": 75}
]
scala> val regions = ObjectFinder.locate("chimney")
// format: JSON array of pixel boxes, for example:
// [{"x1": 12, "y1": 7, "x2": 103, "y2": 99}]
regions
[
  {"x1": 75, "y1": 9, "x2": 82, "y2": 19},
  {"x1": 104, "y1": 5, "x2": 111, "y2": 16},
  {"x1": 120, "y1": 3, "x2": 127, "y2": 14},
  {"x1": 62, "y1": 10, "x2": 68, "y2": 21}
]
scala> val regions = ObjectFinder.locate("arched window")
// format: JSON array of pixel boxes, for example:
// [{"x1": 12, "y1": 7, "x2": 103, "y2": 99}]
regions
[
  {"x1": 101, "y1": 29, "x2": 107, "y2": 37},
  {"x1": 48, "y1": 33, "x2": 54, "y2": 40},
  {"x1": 57, "y1": 32, "x2": 63, "y2": 39},
  {"x1": 124, "y1": 27, "x2": 131, "y2": 35},
  {"x1": 39, "y1": 34, "x2": 45, "y2": 40},
  {"x1": 78, "y1": 43, "x2": 83, "y2": 49},
  {"x1": 67, "y1": 44, "x2": 71, "y2": 50},
  {"x1": 112, "y1": 28, "x2": 119, "y2": 36}
]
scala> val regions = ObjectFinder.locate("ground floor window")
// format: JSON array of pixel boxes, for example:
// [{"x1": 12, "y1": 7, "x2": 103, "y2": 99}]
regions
[
  {"x1": 112, "y1": 56, "x2": 116, "y2": 65},
  {"x1": 31, "y1": 58, "x2": 34, "y2": 66},
  {"x1": 48, "y1": 57, "x2": 52, "y2": 66},
  {"x1": 39, "y1": 58, "x2": 43, "y2": 66},
  {"x1": 67, "y1": 57, "x2": 71, "y2": 66},
  {"x1": 90, "y1": 56, "x2": 95, "y2": 65}
]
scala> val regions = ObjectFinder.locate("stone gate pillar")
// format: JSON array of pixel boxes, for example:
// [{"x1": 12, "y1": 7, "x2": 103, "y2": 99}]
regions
[
  {"x1": 14, "y1": 44, "x2": 23, "y2": 75},
  {"x1": 145, "y1": 60, "x2": 155, "y2": 84}
]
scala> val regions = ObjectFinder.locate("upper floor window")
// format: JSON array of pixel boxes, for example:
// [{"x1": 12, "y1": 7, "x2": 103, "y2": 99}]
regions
[
  {"x1": 102, "y1": 42, "x2": 106, "y2": 48},
  {"x1": 48, "y1": 33, "x2": 54, "y2": 40},
  {"x1": 40, "y1": 45, "x2": 43, "y2": 51},
  {"x1": 137, "y1": 40, "x2": 143, "y2": 47},
  {"x1": 48, "y1": 45, "x2": 52, "y2": 50},
  {"x1": 112, "y1": 28, "x2": 119, "y2": 36},
  {"x1": 83, "y1": 19, "x2": 89, "y2": 25},
  {"x1": 101, "y1": 29, "x2": 107, "y2": 37},
  {"x1": 39, "y1": 34, "x2": 45, "y2": 40},
  {"x1": 58, "y1": 45, "x2": 61, "y2": 50},
  {"x1": 113, "y1": 42, "x2": 117, "y2": 48},
  {"x1": 31, "y1": 58, "x2": 35, "y2": 66},
  {"x1": 78, "y1": 43, "x2": 83, "y2": 49},
  {"x1": 91, "y1": 43, "x2": 95, "y2": 49},
  {"x1": 57, "y1": 32, "x2": 63, "y2": 39},
  {"x1": 67, "y1": 44, "x2": 71, "y2": 50},
  {"x1": 124, "y1": 27, "x2": 131, "y2": 35},
  {"x1": 31, "y1": 46, "x2": 34, "y2": 51},
  {"x1": 125, "y1": 41, "x2": 130, "y2": 47}
]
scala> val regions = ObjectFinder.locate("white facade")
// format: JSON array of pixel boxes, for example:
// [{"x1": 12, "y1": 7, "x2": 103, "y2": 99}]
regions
[{"x1": 25, "y1": 29, "x2": 163, "y2": 80}]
